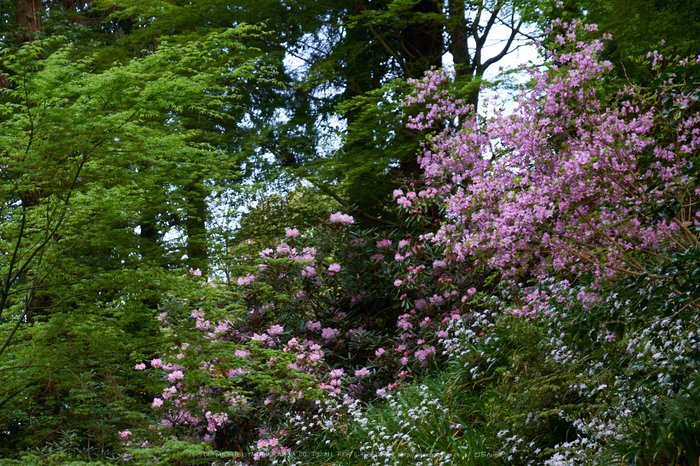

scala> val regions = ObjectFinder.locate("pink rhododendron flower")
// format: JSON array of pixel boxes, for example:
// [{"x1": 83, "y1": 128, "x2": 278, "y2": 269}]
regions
[
  {"x1": 251, "y1": 333, "x2": 269, "y2": 342},
  {"x1": 134, "y1": 363, "x2": 146, "y2": 370},
  {"x1": 306, "y1": 321, "x2": 322, "y2": 331},
  {"x1": 214, "y1": 321, "x2": 229, "y2": 334},
  {"x1": 415, "y1": 346, "x2": 436, "y2": 363},
  {"x1": 398, "y1": 319, "x2": 413, "y2": 330},
  {"x1": 354, "y1": 367, "x2": 370, "y2": 378},
  {"x1": 267, "y1": 324, "x2": 284, "y2": 336},
  {"x1": 152, "y1": 398, "x2": 163, "y2": 408},
  {"x1": 321, "y1": 327, "x2": 340, "y2": 340},
  {"x1": 429, "y1": 294, "x2": 444, "y2": 306},
  {"x1": 237, "y1": 274, "x2": 257, "y2": 286},
  {"x1": 285, "y1": 228, "x2": 300, "y2": 237},
  {"x1": 329, "y1": 211, "x2": 354, "y2": 225},
  {"x1": 276, "y1": 243, "x2": 291, "y2": 254},
  {"x1": 227, "y1": 368, "x2": 250, "y2": 378},
  {"x1": 329, "y1": 368, "x2": 345, "y2": 378},
  {"x1": 327, "y1": 263, "x2": 341, "y2": 274},
  {"x1": 150, "y1": 358, "x2": 162, "y2": 368}
]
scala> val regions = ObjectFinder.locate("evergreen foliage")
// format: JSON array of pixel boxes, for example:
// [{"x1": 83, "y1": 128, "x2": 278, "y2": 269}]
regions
[
  {"x1": 0, "y1": 1, "x2": 700, "y2": 464},
  {"x1": 0, "y1": 8, "x2": 267, "y2": 457}
]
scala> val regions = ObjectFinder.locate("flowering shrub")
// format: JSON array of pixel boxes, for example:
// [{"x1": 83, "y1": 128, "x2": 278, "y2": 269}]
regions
[
  {"x1": 408, "y1": 20, "x2": 699, "y2": 296},
  {"x1": 120, "y1": 205, "x2": 491, "y2": 462},
  {"x1": 281, "y1": 379, "x2": 498, "y2": 466},
  {"x1": 389, "y1": 17, "x2": 700, "y2": 466}
]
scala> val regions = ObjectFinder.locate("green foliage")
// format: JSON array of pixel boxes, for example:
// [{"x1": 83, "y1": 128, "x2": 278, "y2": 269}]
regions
[
  {"x1": 0, "y1": 0, "x2": 699, "y2": 464},
  {"x1": 611, "y1": 372, "x2": 700, "y2": 465},
  {"x1": 348, "y1": 378, "x2": 500, "y2": 465},
  {"x1": 547, "y1": 0, "x2": 700, "y2": 84},
  {"x1": 0, "y1": 16, "x2": 269, "y2": 460}
]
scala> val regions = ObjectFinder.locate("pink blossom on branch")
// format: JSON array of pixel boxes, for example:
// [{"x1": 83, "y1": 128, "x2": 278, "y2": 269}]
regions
[
  {"x1": 407, "y1": 19, "x2": 698, "y2": 284},
  {"x1": 329, "y1": 211, "x2": 354, "y2": 225},
  {"x1": 376, "y1": 239, "x2": 392, "y2": 248},
  {"x1": 306, "y1": 321, "x2": 322, "y2": 331},
  {"x1": 321, "y1": 328, "x2": 340, "y2": 340},
  {"x1": 327, "y1": 263, "x2": 341, "y2": 274}
]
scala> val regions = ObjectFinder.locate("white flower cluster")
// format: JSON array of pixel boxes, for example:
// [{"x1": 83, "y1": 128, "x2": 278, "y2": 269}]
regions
[{"x1": 280, "y1": 386, "x2": 460, "y2": 466}]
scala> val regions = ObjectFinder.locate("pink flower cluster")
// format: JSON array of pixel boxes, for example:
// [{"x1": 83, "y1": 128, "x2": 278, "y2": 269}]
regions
[
  {"x1": 321, "y1": 327, "x2": 340, "y2": 340},
  {"x1": 329, "y1": 211, "x2": 354, "y2": 225},
  {"x1": 407, "y1": 19, "x2": 699, "y2": 285},
  {"x1": 237, "y1": 273, "x2": 257, "y2": 286}
]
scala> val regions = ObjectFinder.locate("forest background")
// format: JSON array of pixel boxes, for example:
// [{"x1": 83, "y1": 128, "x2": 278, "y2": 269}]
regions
[{"x1": 0, "y1": 0, "x2": 699, "y2": 464}]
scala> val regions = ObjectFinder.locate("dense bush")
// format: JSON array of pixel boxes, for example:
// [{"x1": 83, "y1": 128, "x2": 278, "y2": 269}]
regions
[{"x1": 116, "y1": 203, "x2": 492, "y2": 462}]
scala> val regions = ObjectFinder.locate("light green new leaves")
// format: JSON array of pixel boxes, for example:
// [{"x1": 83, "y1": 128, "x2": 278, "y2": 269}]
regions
[
  {"x1": 0, "y1": 24, "x2": 264, "y2": 316},
  {"x1": 0, "y1": 23, "x2": 267, "y2": 459}
]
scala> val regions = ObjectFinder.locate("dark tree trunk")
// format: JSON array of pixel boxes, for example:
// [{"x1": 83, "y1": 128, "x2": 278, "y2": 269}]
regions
[
  {"x1": 184, "y1": 181, "x2": 209, "y2": 276},
  {"x1": 448, "y1": 0, "x2": 470, "y2": 77},
  {"x1": 403, "y1": 0, "x2": 443, "y2": 78},
  {"x1": 16, "y1": 0, "x2": 43, "y2": 43}
]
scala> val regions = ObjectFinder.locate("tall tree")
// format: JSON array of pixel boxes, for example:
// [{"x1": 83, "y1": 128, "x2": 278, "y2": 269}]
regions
[
  {"x1": 85, "y1": 1, "x2": 533, "y2": 246},
  {"x1": 292, "y1": 0, "x2": 532, "y2": 223},
  {"x1": 0, "y1": 5, "x2": 267, "y2": 455},
  {"x1": 14, "y1": 0, "x2": 41, "y2": 41}
]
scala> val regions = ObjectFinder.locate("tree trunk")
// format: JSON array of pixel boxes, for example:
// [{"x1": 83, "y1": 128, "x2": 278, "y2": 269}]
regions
[
  {"x1": 184, "y1": 180, "x2": 209, "y2": 276},
  {"x1": 448, "y1": 0, "x2": 470, "y2": 77},
  {"x1": 403, "y1": 0, "x2": 443, "y2": 78},
  {"x1": 16, "y1": 0, "x2": 43, "y2": 43}
]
